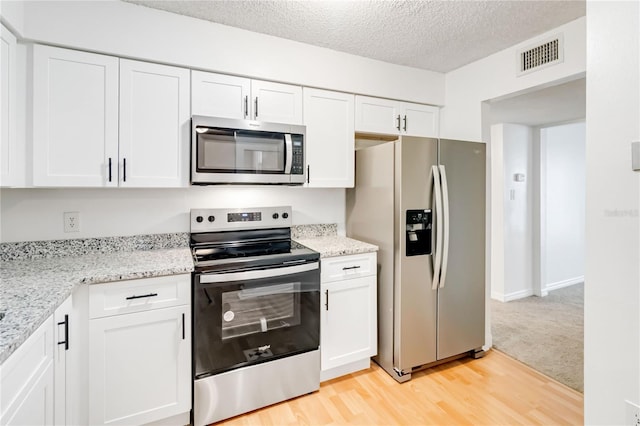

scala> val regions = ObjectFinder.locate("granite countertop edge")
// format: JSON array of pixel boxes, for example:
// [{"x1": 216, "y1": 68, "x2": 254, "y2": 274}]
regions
[{"x1": 0, "y1": 247, "x2": 194, "y2": 364}]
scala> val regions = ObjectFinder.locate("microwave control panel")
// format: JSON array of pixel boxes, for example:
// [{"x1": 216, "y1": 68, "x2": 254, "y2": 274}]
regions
[{"x1": 291, "y1": 135, "x2": 304, "y2": 175}]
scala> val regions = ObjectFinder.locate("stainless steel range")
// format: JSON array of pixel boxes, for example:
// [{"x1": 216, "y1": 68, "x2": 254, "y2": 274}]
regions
[{"x1": 189, "y1": 206, "x2": 320, "y2": 425}]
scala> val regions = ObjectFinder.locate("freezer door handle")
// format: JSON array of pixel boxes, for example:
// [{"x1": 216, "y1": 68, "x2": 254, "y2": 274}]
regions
[
  {"x1": 431, "y1": 165, "x2": 443, "y2": 290},
  {"x1": 438, "y1": 164, "x2": 450, "y2": 288}
]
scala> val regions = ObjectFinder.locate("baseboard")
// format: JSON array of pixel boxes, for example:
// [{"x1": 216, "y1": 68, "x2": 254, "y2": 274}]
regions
[
  {"x1": 492, "y1": 289, "x2": 534, "y2": 302},
  {"x1": 320, "y1": 358, "x2": 371, "y2": 382},
  {"x1": 544, "y1": 276, "x2": 584, "y2": 292}
]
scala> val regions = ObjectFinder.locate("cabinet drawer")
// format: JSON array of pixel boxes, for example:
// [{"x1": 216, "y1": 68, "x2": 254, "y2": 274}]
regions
[
  {"x1": 89, "y1": 274, "x2": 190, "y2": 319},
  {"x1": 321, "y1": 253, "x2": 376, "y2": 283},
  {"x1": 1, "y1": 316, "x2": 54, "y2": 417}
]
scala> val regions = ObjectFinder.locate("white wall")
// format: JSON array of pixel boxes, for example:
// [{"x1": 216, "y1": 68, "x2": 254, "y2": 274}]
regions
[
  {"x1": 13, "y1": 0, "x2": 444, "y2": 106},
  {"x1": 490, "y1": 123, "x2": 533, "y2": 301},
  {"x1": 0, "y1": 187, "x2": 346, "y2": 242},
  {"x1": 442, "y1": 17, "x2": 586, "y2": 142},
  {"x1": 584, "y1": 1, "x2": 639, "y2": 424},
  {"x1": 541, "y1": 122, "x2": 585, "y2": 290}
]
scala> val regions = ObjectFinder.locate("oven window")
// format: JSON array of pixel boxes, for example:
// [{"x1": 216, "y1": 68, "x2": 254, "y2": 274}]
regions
[
  {"x1": 194, "y1": 266, "x2": 319, "y2": 379},
  {"x1": 197, "y1": 128, "x2": 285, "y2": 173},
  {"x1": 220, "y1": 282, "x2": 301, "y2": 340}
]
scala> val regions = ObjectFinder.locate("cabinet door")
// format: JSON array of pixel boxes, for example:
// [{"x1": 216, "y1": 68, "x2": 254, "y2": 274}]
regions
[
  {"x1": 355, "y1": 95, "x2": 400, "y2": 135},
  {"x1": 89, "y1": 306, "x2": 191, "y2": 426},
  {"x1": 119, "y1": 60, "x2": 190, "y2": 187},
  {"x1": 0, "y1": 316, "x2": 55, "y2": 426},
  {"x1": 401, "y1": 102, "x2": 439, "y2": 137},
  {"x1": 32, "y1": 45, "x2": 119, "y2": 187},
  {"x1": 251, "y1": 80, "x2": 302, "y2": 124},
  {"x1": 321, "y1": 275, "x2": 377, "y2": 371},
  {"x1": 3, "y1": 363, "x2": 54, "y2": 426},
  {"x1": 303, "y1": 88, "x2": 354, "y2": 188},
  {"x1": 54, "y1": 296, "x2": 71, "y2": 426},
  {"x1": 191, "y1": 70, "x2": 250, "y2": 119},
  {"x1": 1, "y1": 25, "x2": 17, "y2": 187}
]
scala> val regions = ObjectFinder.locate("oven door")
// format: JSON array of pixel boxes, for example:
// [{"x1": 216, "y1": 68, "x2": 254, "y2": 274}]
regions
[{"x1": 193, "y1": 262, "x2": 320, "y2": 379}]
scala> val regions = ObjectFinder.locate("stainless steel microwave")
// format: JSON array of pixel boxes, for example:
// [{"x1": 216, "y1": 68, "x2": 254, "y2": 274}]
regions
[{"x1": 191, "y1": 116, "x2": 306, "y2": 185}]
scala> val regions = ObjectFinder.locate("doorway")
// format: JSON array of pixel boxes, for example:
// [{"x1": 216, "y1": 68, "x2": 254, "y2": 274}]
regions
[{"x1": 486, "y1": 77, "x2": 586, "y2": 392}]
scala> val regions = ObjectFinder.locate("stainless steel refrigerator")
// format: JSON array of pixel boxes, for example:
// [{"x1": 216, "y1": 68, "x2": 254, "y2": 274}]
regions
[{"x1": 346, "y1": 136, "x2": 485, "y2": 383}]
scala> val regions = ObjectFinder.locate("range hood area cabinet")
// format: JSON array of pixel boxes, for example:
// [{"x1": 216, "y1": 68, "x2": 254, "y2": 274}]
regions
[
  {"x1": 355, "y1": 95, "x2": 439, "y2": 138},
  {"x1": 303, "y1": 88, "x2": 355, "y2": 188},
  {"x1": 191, "y1": 70, "x2": 303, "y2": 125},
  {"x1": 31, "y1": 45, "x2": 190, "y2": 188}
]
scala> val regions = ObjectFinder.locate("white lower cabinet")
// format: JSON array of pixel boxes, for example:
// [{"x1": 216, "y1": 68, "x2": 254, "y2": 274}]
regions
[
  {"x1": 88, "y1": 275, "x2": 191, "y2": 426},
  {"x1": 320, "y1": 252, "x2": 377, "y2": 382},
  {"x1": 0, "y1": 316, "x2": 55, "y2": 426}
]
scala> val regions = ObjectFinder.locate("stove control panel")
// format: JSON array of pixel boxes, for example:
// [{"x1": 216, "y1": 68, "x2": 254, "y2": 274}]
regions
[{"x1": 191, "y1": 206, "x2": 292, "y2": 233}]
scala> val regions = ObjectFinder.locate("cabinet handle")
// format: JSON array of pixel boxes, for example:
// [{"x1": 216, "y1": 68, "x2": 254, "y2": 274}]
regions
[
  {"x1": 307, "y1": 165, "x2": 310, "y2": 184},
  {"x1": 125, "y1": 292, "x2": 158, "y2": 300},
  {"x1": 123, "y1": 158, "x2": 127, "y2": 182},
  {"x1": 108, "y1": 158, "x2": 112, "y2": 182},
  {"x1": 57, "y1": 314, "x2": 69, "y2": 351},
  {"x1": 244, "y1": 95, "x2": 248, "y2": 118},
  {"x1": 403, "y1": 115, "x2": 407, "y2": 131},
  {"x1": 182, "y1": 313, "x2": 185, "y2": 340},
  {"x1": 254, "y1": 97, "x2": 259, "y2": 118},
  {"x1": 396, "y1": 114, "x2": 401, "y2": 131},
  {"x1": 342, "y1": 265, "x2": 361, "y2": 271},
  {"x1": 325, "y1": 289, "x2": 329, "y2": 311}
]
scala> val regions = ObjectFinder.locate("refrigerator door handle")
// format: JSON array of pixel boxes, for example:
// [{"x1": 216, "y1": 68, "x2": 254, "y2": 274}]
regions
[
  {"x1": 431, "y1": 165, "x2": 443, "y2": 290},
  {"x1": 438, "y1": 164, "x2": 450, "y2": 288}
]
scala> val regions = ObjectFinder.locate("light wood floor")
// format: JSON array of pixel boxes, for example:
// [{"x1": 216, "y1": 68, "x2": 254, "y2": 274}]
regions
[{"x1": 216, "y1": 350, "x2": 583, "y2": 425}]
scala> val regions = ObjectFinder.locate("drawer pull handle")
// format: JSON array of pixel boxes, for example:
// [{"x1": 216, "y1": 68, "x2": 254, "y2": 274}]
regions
[
  {"x1": 342, "y1": 266, "x2": 361, "y2": 271},
  {"x1": 126, "y1": 293, "x2": 158, "y2": 300},
  {"x1": 182, "y1": 313, "x2": 185, "y2": 340},
  {"x1": 325, "y1": 289, "x2": 329, "y2": 311}
]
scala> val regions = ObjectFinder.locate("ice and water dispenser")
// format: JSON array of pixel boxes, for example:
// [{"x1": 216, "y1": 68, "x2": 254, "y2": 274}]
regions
[{"x1": 405, "y1": 209, "x2": 432, "y2": 256}]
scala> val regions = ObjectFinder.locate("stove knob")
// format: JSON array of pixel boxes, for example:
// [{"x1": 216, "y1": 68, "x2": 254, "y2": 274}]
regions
[
  {"x1": 282, "y1": 212, "x2": 289, "y2": 219},
  {"x1": 272, "y1": 213, "x2": 279, "y2": 219},
  {"x1": 208, "y1": 215, "x2": 215, "y2": 222},
  {"x1": 196, "y1": 216, "x2": 203, "y2": 223}
]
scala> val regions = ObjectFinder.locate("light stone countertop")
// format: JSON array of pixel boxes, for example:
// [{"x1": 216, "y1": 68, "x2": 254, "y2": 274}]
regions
[
  {"x1": 0, "y1": 226, "x2": 375, "y2": 364},
  {"x1": 0, "y1": 247, "x2": 193, "y2": 364},
  {"x1": 293, "y1": 223, "x2": 378, "y2": 258},
  {"x1": 295, "y1": 236, "x2": 378, "y2": 258}
]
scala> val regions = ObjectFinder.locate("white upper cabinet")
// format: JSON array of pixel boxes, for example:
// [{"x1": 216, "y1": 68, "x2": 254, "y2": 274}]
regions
[
  {"x1": 119, "y1": 59, "x2": 190, "y2": 187},
  {"x1": 303, "y1": 88, "x2": 354, "y2": 188},
  {"x1": 191, "y1": 71, "x2": 250, "y2": 119},
  {"x1": 355, "y1": 95, "x2": 439, "y2": 138},
  {"x1": 33, "y1": 45, "x2": 119, "y2": 187},
  {"x1": 1, "y1": 25, "x2": 18, "y2": 187},
  {"x1": 402, "y1": 101, "x2": 440, "y2": 138},
  {"x1": 33, "y1": 45, "x2": 190, "y2": 187},
  {"x1": 251, "y1": 80, "x2": 302, "y2": 125},
  {"x1": 192, "y1": 70, "x2": 302, "y2": 125}
]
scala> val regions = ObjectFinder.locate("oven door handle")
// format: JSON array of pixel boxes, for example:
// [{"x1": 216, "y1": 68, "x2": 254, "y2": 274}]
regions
[{"x1": 198, "y1": 262, "x2": 319, "y2": 284}]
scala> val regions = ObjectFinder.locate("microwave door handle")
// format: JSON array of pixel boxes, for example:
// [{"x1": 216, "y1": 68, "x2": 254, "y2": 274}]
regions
[{"x1": 284, "y1": 134, "x2": 293, "y2": 174}]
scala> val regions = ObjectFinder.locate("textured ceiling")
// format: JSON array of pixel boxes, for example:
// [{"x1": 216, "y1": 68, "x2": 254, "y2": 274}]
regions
[{"x1": 122, "y1": 0, "x2": 585, "y2": 73}]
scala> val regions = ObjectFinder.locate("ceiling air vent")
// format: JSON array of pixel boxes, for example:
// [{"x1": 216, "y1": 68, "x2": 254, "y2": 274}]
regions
[{"x1": 517, "y1": 34, "x2": 564, "y2": 76}]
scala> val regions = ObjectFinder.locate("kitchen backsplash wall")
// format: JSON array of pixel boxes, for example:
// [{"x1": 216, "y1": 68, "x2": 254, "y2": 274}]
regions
[{"x1": 0, "y1": 187, "x2": 346, "y2": 243}]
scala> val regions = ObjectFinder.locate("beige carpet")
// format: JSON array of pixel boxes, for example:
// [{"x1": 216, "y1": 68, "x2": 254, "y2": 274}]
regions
[{"x1": 490, "y1": 283, "x2": 584, "y2": 392}]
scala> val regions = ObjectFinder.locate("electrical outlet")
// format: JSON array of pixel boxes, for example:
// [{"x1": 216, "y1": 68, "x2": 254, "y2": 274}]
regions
[
  {"x1": 63, "y1": 211, "x2": 80, "y2": 233},
  {"x1": 626, "y1": 400, "x2": 640, "y2": 426}
]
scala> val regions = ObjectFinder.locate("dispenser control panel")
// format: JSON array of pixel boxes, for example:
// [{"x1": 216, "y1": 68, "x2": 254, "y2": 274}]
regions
[{"x1": 406, "y1": 209, "x2": 432, "y2": 256}]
